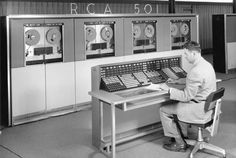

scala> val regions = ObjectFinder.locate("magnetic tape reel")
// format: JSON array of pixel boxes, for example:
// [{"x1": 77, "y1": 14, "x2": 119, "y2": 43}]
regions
[
  {"x1": 180, "y1": 23, "x2": 190, "y2": 35},
  {"x1": 133, "y1": 25, "x2": 141, "y2": 39},
  {"x1": 171, "y1": 23, "x2": 178, "y2": 37},
  {"x1": 46, "y1": 28, "x2": 62, "y2": 45},
  {"x1": 86, "y1": 27, "x2": 97, "y2": 42},
  {"x1": 144, "y1": 24, "x2": 155, "y2": 38},
  {"x1": 25, "y1": 29, "x2": 41, "y2": 46},
  {"x1": 101, "y1": 26, "x2": 113, "y2": 41}
]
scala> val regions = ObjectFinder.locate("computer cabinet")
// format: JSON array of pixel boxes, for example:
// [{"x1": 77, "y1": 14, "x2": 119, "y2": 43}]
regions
[
  {"x1": 2, "y1": 14, "x2": 198, "y2": 126},
  {"x1": 9, "y1": 17, "x2": 75, "y2": 125},
  {"x1": 213, "y1": 14, "x2": 236, "y2": 73}
]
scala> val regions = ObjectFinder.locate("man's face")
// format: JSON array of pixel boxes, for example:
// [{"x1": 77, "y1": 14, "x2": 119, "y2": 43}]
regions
[{"x1": 184, "y1": 48, "x2": 195, "y2": 64}]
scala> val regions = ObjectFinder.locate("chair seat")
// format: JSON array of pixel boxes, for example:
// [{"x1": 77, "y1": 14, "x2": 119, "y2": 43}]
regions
[
  {"x1": 188, "y1": 119, "x2": 213, "y2": 129},
  {"x1": 173, "y1": 114, "x2": 213, "y2": 129}
]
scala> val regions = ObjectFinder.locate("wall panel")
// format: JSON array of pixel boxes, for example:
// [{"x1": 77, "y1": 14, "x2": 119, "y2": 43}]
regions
[{"x1": 195, "y1": 4, "x2": 232, "y2": 50}]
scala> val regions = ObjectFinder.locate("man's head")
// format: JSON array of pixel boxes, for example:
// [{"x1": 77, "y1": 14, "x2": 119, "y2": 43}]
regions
[{"x1": 183, "y1": 41, "x2": 201, "y2": 64}]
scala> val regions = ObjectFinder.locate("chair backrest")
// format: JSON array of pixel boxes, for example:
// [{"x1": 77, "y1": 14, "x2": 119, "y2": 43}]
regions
[
  {"x1": 204, "y1": 87, "x2": 225, "y2": 112},
  {"x1": 204, "y1": 87, "x2": 225, "y2": 136}
]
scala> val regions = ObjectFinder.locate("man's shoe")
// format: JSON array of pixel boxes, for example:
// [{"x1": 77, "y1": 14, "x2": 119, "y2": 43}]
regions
[
  {"x1": 163, "y1": 137, "x2": 175, "y2": 145},
  {"x1": 163, "y1": 142, "x2": 187, "y2": 152},
  {"x1": 164, "y1": 136, "x2": 189, "y2": 145}
]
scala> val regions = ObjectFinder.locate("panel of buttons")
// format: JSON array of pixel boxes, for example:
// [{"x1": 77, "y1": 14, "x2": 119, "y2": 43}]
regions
[{"x1": 99, "y1": 57, "x2": 185, "y2": 92}]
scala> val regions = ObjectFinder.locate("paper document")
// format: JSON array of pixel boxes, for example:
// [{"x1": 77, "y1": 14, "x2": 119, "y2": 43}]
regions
[{"x1": 145, "y1": 83, "x2": 162, "y2": 91}]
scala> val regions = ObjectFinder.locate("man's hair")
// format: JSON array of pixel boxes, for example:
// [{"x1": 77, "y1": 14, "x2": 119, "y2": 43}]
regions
[{"x1": 183, "y1": 41, "x2": 201, "y2": 53}]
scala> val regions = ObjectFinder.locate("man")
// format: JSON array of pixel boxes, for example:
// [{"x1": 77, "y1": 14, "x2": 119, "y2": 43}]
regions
[{"x1": 159, "y1": 41, "x2": 217, "y2": 152}]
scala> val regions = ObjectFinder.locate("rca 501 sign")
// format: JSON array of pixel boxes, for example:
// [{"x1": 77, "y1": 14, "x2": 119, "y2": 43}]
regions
[{"x1": 71, "y1": 3, "x2": 157, "y2": 14}]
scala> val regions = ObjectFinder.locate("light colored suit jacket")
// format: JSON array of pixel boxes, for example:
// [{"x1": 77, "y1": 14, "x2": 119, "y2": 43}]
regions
[{"x1": 170, "y1": 56, "x2": 216, "y2": 123}]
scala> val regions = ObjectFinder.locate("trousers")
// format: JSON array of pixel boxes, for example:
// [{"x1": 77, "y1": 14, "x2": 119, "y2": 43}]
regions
[{"x1": 160, "y1": 103, "x2": 188, "y2": 138}]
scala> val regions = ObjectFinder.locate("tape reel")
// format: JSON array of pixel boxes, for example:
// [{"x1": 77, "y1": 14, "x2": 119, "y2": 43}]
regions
[
  {"x1": 101, "y1": 26, "x2": 113, "y2": 41},
  {"x1": 180, "y1": 23, "x2": 190, "y2": 36},
  {"x1": 46, "y1": 28, "x2": 62, "y2": 44},
  {"x1": 86, "y1": 27, "x2": 97, "y2": 42},
  {"x1": 25, "y1": 29, "x2": 40, "y2": 46},
  {"x1": 144, "y1": 24, "x2": 155, "y2": 38},
  {"x1": 171, "y1": 23, "x2": 178, "y2": 36},
  {"x1": 133, "y1": 25, "x2": 141, "y2": 39}
]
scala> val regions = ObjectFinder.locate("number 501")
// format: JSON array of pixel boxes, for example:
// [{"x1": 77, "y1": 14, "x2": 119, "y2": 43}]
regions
[{"x1": 134, "y1": 4, "x2": 153, "y2": 14}]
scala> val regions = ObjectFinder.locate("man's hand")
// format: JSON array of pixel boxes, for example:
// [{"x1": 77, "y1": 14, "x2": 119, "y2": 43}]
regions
[
  {"x1": 159, "y1": 83, "x2": 170, "y2": 91},
  {"x1": 166, "y1": 78, "x2": 186, "y2": 85},
  {"x1": 166, "y1": 78, "x2": 177, "y2": 84}
]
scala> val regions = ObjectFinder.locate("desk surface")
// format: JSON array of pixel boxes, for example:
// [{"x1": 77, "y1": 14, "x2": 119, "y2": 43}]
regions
[
  {"x1": 89, "y1": 87, "x2": 168, "y2": 104},
  {"x1": 89, "y1": 83, "x2": 186, "y2": 105}
]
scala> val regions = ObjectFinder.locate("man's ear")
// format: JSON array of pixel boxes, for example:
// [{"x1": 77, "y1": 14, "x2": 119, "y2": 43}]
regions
[{"x1": 192, "y1": 51, "x2": 197, "y2": 56}]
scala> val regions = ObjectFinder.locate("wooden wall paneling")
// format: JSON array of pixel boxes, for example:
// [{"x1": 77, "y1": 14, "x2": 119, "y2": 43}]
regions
[
  {"x1": 1, "y1": 1, "x2": 7, "y2": 16},
  {"x1": 9, "y1": 1, "x2": 19, "y2": 15},
  {"x1": 59, "y1": 2, "x2": 67, "y2": 14},
  {"x1": 18, "y1": 1, "x2": 25, "y2": 14},
  {"x1": 6, "y1": 1, "x2": 13, "y2": 15},
  {"x1": 24, "y1": 1, "x2": 30, "y2": 14},
  {"x1": 195, "y1": 3, "x2": 232, "y2": 50},
  {"x1": 41, "y1": 2, "x2": 47, "y2": 14},
  {"x1": 157, "y1": 3, "x2": 168, "y2": 13},
  {"x1": 56, "y1": 1, "x2": 63, "y2": 14},
  {"x1": 31, "y1": 2, "x2": 38, "y2": 14},
  {"x1": 175, "y1": 4, "x2": 193, "y2": 13},
  {"x1": 114, "y1": 3, "x2": 131, "y2": 14}
]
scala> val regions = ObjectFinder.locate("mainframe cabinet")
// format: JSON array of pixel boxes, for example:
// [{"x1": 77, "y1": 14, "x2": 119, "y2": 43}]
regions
[
  {"x1": 9, "y1": 17, "x2": 75, "y2": 125},
  {"x1": 3, "y1": 14, "x2": 198, "y2": 126}
]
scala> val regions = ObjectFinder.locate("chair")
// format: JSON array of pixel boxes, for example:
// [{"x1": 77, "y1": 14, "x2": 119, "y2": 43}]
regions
[{"x1": 174, "y1": 87, "x2": 226, "y2": 158}]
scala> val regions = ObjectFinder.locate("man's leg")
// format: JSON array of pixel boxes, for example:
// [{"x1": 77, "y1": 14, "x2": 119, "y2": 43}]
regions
[
  {"x1": 160, "y1": 104, "x2": 187, "y2": 152},
  {"x1": 160, "y1": 104, "x2": 180, "y2": 138}
]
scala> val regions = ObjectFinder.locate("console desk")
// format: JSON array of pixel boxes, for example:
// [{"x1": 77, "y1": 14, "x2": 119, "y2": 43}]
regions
[{"x1": 89, "y1": 87, "x2": 170, "y2": 158}]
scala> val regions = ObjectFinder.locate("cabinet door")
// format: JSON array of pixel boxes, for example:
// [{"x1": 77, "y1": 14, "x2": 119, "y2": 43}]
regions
[
  {"x1": 45, "y1": 62, "x2": 75, "y2": 110},
  {"x1": 44, "y1": 18, "x2": 75, "y2": 111},
  {"x1": 11, "y1": 65, "x2": 46, "y2": 117}
]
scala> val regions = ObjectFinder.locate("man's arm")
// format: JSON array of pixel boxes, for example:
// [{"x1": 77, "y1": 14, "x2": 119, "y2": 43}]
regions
[
  {"x1": 170, "y1": 70, "x2": 201, "y2": 102},
  {"x1": 167, "y1": 78, "x2": 186, "y2": 85}
]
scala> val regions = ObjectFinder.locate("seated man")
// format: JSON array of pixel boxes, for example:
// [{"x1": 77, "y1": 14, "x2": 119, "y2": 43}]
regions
[{"x1": 159, "y1": 41, "x2": 217, "y2": 152}]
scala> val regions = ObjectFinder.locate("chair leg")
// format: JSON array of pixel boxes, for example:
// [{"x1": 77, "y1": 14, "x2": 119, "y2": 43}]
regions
[
  {"x1": 185, "y1": 139, "x2": 196, "y2": 146},
  {"x1": 187, "y1": 127, "x2": 226, "y2": 158},
  {"x1": 189, "y1": 142, "x2": 201, "y2": 158},
  {"x1": 202, "y1": 142, "x2": 226, "y2": 157}
]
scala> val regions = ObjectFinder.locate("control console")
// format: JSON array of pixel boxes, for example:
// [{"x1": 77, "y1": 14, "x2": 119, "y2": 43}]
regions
[{"x1": 98, "y1": 56, "x2": 186, "y2": 92}]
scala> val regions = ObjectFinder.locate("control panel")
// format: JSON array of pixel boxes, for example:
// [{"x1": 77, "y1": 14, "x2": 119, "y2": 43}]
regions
[{"x1": 99, "y1": 57, "x2": 186, "y2": 92}]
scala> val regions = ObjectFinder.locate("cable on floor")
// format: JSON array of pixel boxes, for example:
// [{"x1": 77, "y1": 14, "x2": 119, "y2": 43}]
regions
[{"x1": 0, "y1": 144, "x2": 24, "y2": 158}]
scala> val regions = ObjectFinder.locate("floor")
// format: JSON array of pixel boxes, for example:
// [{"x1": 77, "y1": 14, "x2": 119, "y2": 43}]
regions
[{"x1": 1, "y1": 54, "x2": 236, "y2": 158}]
